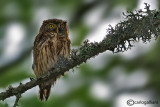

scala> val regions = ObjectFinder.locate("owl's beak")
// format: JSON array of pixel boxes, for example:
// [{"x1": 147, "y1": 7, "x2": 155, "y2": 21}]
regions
[{"x1": 56, "y1": 27, "x2": 59, "y2": 33}]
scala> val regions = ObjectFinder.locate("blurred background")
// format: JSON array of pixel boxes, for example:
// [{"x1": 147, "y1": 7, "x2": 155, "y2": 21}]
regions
[{"x1": 0, "y1": 0, "x2": 160, "y2": 107}]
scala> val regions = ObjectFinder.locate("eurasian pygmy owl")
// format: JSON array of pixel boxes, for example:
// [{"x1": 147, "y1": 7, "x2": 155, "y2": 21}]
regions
[{"x1": 32, "y1": 19, "x2": 70, "y2": 101}]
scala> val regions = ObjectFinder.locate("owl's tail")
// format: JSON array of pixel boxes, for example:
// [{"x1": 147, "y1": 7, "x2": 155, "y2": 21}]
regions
[{"x1": 39, "y1": 83, "x2": 51, "y2": 101}]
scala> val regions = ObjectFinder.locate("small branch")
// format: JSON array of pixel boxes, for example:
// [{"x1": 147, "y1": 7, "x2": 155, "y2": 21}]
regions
[
  {"x1": 13, "y1": 93, "x2": 21, "y2": 107},
  {"x1": 0, "y1": 3, "x2": 160, "y2": 101}
]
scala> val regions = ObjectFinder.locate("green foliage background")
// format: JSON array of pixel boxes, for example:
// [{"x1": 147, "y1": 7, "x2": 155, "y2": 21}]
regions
[{"x1": 0, "y1": 0, "x2": 160, "y2": 107}]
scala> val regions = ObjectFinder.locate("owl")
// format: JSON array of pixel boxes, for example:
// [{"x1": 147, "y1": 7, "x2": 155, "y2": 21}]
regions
[{"x1": 32, "y1": 19, "x2": 70, "y2": 101}]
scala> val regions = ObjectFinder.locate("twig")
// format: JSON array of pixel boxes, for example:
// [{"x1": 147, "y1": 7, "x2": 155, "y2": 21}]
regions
[
  {"x1": 0, "y1": 3, "x2": 160, "y2": 102},
  {"x1": 13, "y1": 93, "x2": 21, "y2": 107}
]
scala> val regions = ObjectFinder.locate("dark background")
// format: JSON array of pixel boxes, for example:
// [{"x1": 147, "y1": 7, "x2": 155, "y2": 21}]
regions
[{"x1": 0, "y1": 0, "x2": 160, "y2": 107}]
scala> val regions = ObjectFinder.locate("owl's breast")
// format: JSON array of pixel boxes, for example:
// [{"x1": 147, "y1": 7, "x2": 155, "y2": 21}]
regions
[
  {"x1": 33, "y1": 32, "x2": 70, "y2": 77},
  {"x1": 34, "y1": 38, "x2": 58, "y2": 77},
  {"x1": 57, "y1": 37, "x2": 70, "y2": 58}
]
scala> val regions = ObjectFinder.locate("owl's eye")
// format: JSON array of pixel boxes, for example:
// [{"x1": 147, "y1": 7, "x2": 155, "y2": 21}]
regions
[
  {"x1": 58, "y1": 24, "x2": 64, "y2": 28},
  {"x1": 49, "y1": 24, "x2": 54, "y2": 28},
  {"x1": 60, "y1": 24, "x2": 64, "y2": 28}
]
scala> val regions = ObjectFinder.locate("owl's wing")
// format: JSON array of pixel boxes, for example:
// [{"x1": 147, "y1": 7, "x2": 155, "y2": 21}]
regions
[
  {"x1": 32, "y1": 33, "x2": 44, "y2": 70},
  {"x1": 66, "y1": 26, "x2": 71, "y2": 56},
  {"x1": 34, "y1": 32, "x2": 43, "y2": 47},
  {"x1": 33, "y1": 32, "x2": 49, "y2": 65},
  {"x1": 32, "y1": 32, "x2": 44, "y2": 71}
]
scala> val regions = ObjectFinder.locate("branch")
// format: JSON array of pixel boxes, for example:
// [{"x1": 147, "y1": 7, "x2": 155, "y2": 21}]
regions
[{"x1": 0, "y1": 3, "x2": 160, "y2": 101}]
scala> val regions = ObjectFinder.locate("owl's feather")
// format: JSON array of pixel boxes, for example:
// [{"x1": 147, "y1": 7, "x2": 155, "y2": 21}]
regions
[{"x1": 33, "y1": 19, "x2": 70, "y2": 101}]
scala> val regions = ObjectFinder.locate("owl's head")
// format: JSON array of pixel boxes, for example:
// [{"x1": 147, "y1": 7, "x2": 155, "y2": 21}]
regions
[{"x1": 40, "y1": 19, "x2": 68, "y2": 37}]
